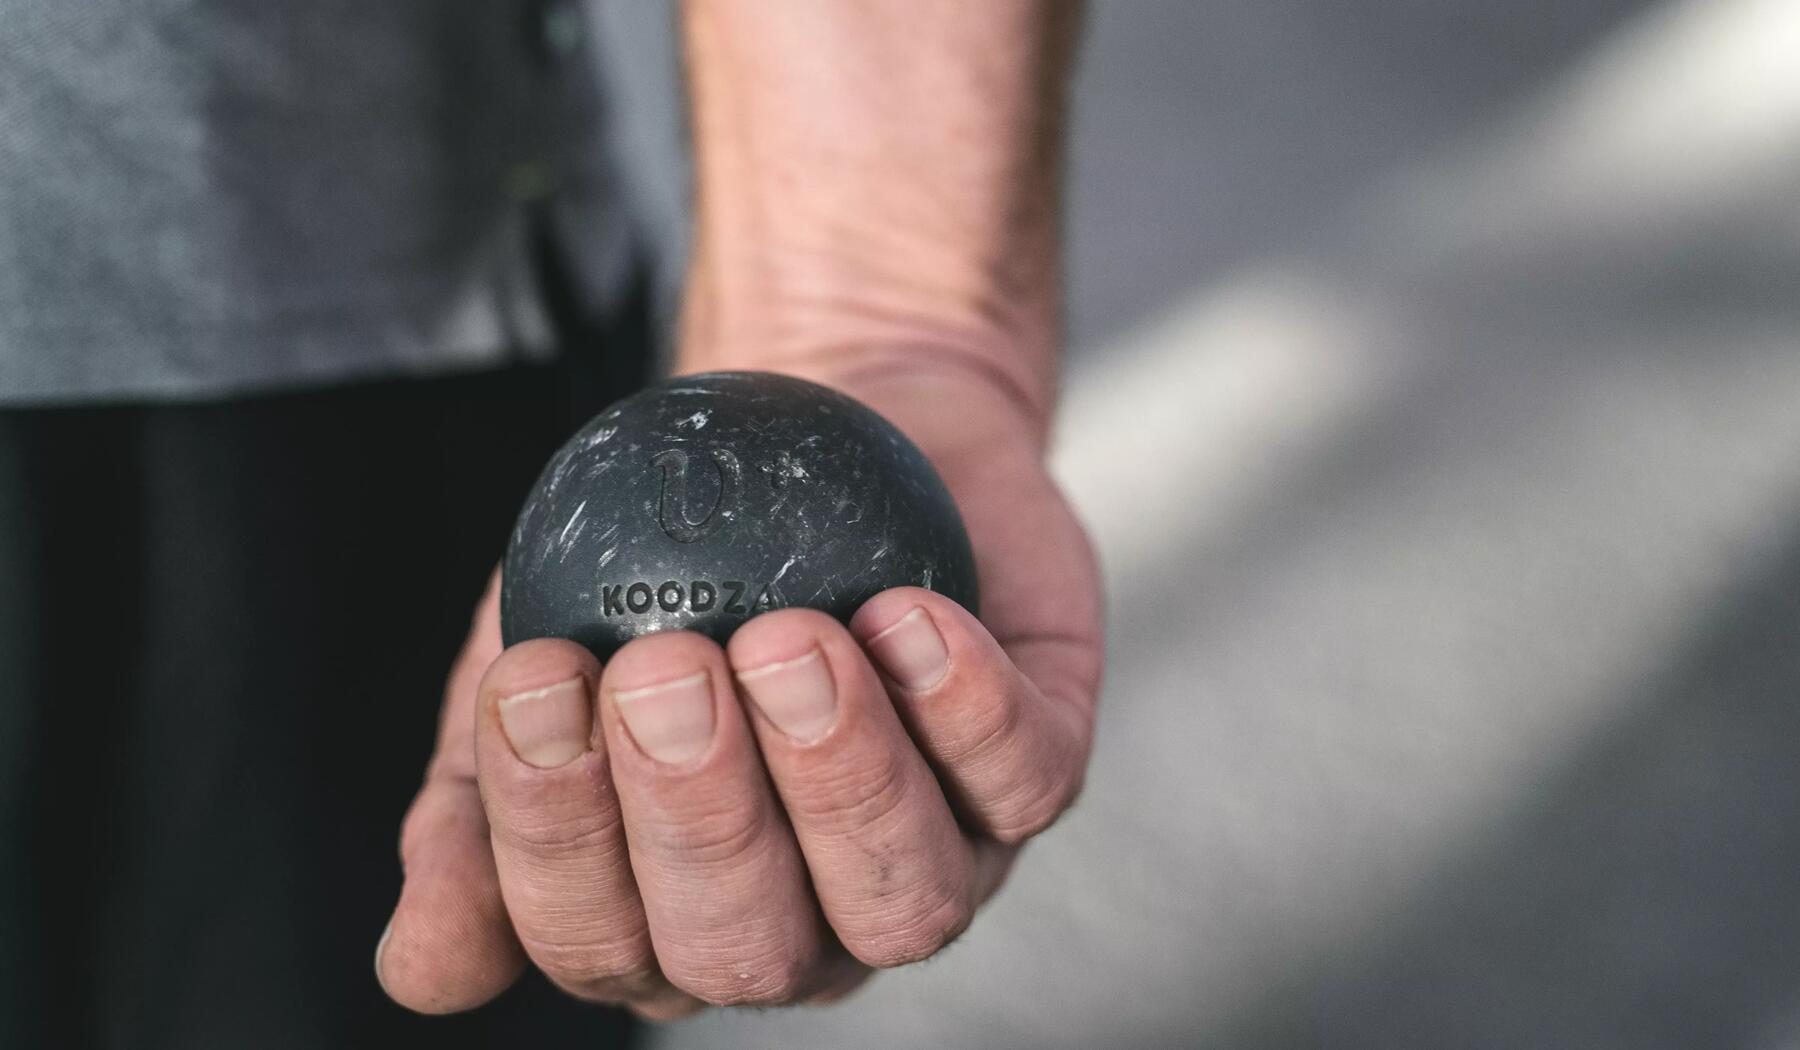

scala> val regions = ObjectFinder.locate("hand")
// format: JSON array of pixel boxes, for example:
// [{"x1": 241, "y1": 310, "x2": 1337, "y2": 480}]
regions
[{"x1": 374, "y1": 364, "x2": 1103, "y2": 1018}]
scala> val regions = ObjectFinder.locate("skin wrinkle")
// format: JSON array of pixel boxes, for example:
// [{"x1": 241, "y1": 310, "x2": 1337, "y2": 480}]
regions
[
  {"x1": 857, "y1": 594, "x2": 1092, "y2": 845},
  {"x1": 521, "y1": 929, "x2": 658, "y2": 986},
  {"x1": 384, "y1": 869, "x2": 522, "y2": 1012},
  {"x1": 692, "y1": 277, "x2": 1056, "y2": 431},
  {"x1": 489, "y1": 782, "x2": 622, "y2": 851},
  {"x1": 778, "y1": 732, "x2": 915, "y2": 834},
  {"x1": 380, "y1": 0, "x2": 1097, "y2": 1020},
  {"x1": 660, "y1": 911, "x2": 833, "y2": 992},
  {"x1": 920, "y1": 666, "x2": 1030, "y2": 773},
  {"x1": 483, "y1": 764, "x2": 618, "y2": 841},
  {"x1": 680, "y1": 0, "x2": 1071, "y2": 423},
  {"x1": 680, "y1": 960, "x2": 810, "y2": 1007},
  {"x1": 739, "y1": 344, "x2": 1051, "y2": 453},
  {"x1": 648, "y1": 905, "x2": 823, "y2": 1005},
  {"x1": 634, "y1": 799, "x2": 777, "y2": 872},
  {"x1": 512, "y1": 906, "x2": 651, "y2": 965},
  {"x1": 498, "y1": 846, "x2": 641, "y2": 913},
  {"x1": 838, "y1": 868, "x2": 974, "y2": 969}
]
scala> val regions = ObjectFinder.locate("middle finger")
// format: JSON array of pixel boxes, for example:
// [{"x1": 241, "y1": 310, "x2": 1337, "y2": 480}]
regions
[{"x1": 599, "y1": 629, "x2": 838, "y2": 1006}]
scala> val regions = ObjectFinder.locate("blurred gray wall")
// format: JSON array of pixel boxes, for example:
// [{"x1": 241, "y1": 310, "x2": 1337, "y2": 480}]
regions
[{"x1": 591, "y1": 2, "x2": 1800, "y2": 1046}]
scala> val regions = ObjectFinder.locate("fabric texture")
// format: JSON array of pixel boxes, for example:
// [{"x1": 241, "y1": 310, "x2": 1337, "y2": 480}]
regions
[
  {"x1": 0, "y1": 325, "x2": 648, "y2": 1045},
  {"x1": 0, "y1": 0, "x2": 634, "y2": 403}
]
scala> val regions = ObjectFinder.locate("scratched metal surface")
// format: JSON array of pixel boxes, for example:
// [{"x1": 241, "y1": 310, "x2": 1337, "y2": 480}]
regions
[
  {"x1": 501, "y1": 372, "x2": 976, "y2": 657},
  {"x1": 595, "y1": 2, "x2": 1800, "y2": 1046}
]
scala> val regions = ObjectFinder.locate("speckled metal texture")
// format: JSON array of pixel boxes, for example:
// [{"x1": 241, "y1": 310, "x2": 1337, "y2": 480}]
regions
[{"x1": 501, "y1": 371, "x2": 978, "y2": 657}]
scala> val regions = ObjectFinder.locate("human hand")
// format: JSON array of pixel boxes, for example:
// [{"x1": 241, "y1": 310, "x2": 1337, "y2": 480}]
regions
[{"x1": 374, "y1": 364, "x2": 1103, "y2": 1018}]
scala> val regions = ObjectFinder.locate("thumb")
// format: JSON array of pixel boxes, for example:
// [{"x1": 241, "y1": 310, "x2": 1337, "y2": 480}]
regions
[{"x1": 376, "y1": 575, "x2": 527, "y2": 1013}]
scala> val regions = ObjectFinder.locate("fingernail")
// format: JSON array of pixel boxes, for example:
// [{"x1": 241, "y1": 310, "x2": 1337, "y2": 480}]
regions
[
  {"x1": 613, "y1": 671, "x2": 716, "y2": 764},
  {"x1": 865, "y1": 607, "x2": 949, "y2": 690},
  {"x1": 374, "y1": 918, "x2": 394, "y2": 994},
  {"x1": 498, "y1": 677, "x2": 592, "y2": 769},
  {"x1": 737, "y1": 648, "x2": 837, "y2": 743}
]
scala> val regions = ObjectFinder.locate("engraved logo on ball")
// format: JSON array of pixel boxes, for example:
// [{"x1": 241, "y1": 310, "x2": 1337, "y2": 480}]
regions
[{"x1": 651, "y1": 448, "x2": 741, "y2": 543}]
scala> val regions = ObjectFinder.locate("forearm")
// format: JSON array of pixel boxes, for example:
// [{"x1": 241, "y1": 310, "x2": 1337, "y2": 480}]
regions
[{"x1": 675, "y1": 0, "x2": 1081, "y2": 445}]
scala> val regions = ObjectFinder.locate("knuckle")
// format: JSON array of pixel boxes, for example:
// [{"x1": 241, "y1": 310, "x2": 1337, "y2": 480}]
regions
[
  {"x1": 984, "y1": 779, "x2": 1073, "y2": 846},
  {"x1": 941, "y1": 684, "x2": 1026, "y2": 769},
  {"x1": 842, "y1": 904, "x2": 972, "y2": 972},
  {"x1": 528, "y1": 934, "x2": 657, "y2": 994},
  {"x1": 840, "y1": 866, "x2": 974, "y2": 969},
  {"x1": 647, "y1": 799, "x2": 772, "y2": 867},
  {"x1": 500, "y1": 794, "x2": 626, "y2": 859},
  {"x1": 783, "y1": 746, "x2": 912, "y2": 835},
  {"x1": 975, "y1": 706, "x2": 1087, "y2": 846},
  {"x1": 671, "y1": 949, "x2": 816, "y2": 1007}
]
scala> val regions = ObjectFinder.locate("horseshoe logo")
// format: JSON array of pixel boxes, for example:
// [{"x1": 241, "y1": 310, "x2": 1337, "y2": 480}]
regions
[{"x1": 651, "y1": 448, "x2": 741, "y2": 543}]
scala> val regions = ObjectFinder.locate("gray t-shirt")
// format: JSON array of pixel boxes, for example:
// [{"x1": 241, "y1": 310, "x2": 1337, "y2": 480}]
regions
[{"x1": 0, "y1": 0, "x2": 634, "y2": 404}]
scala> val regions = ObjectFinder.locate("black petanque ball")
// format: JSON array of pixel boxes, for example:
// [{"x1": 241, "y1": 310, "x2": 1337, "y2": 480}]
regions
[{"x1": 501, "y1": 371, "x2": 978, "y2": 658}]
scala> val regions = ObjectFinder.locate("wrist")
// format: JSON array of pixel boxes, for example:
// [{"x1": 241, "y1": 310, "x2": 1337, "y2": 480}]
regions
[
  {"x1": 676, "y1": 243, "x2": 1059, "y2": 436},
  {"x1": 674, "y1": 338, "x2": 1052, "y2": 478}
]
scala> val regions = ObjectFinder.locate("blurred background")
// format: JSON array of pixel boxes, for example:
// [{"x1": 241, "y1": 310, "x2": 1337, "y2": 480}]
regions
[{"x1": 591, "y1": 1, "x2": 1800, "y2": 1047}]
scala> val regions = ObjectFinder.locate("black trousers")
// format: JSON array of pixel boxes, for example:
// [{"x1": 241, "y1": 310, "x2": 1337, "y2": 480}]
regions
[{"x1": 0, "y1": 357, "x2": 644, "y2": 1047}]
